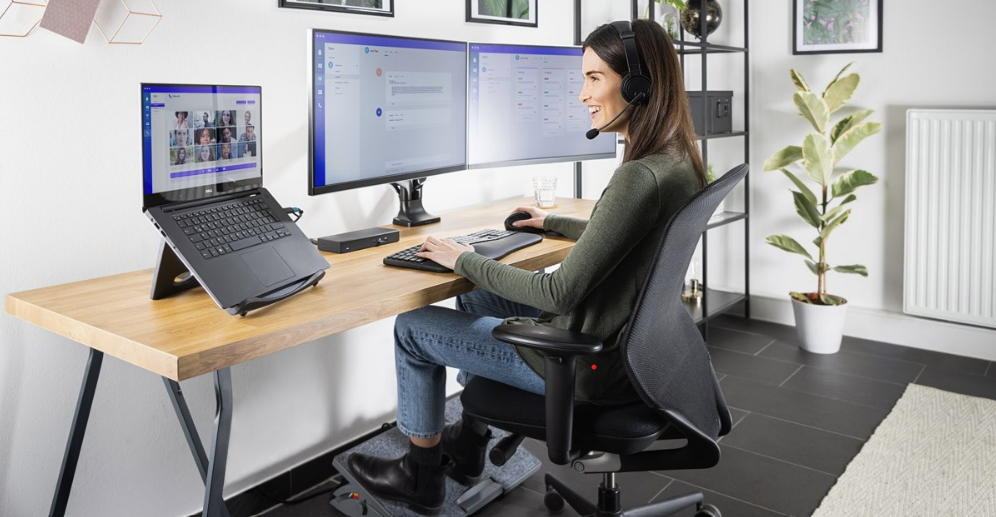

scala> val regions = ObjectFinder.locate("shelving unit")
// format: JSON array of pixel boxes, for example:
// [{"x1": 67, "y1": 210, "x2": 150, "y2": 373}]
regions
[{"x1": 573, "y1": 0, "x2": 751, "y2": 335}]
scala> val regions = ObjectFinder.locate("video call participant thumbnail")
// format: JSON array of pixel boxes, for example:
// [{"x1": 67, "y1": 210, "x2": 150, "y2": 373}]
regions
[
  {"x1": 170, "y1": 146, "x2": 191, "y2": 165},
  {"x1": 197, "y1": 144, "x2": 215, "y2": 163},
  {"x1": 174, "y1": 111, "x2": 190, "y2": 130},
  {"x1": 216, "y1": 110, "x2": 236, "y2": 129},
  {"x1": 194, "y1": 110, "x2": 215, "y2": 129},
  {"x1": 171, "y1": 128, "x2": 190, "y2": 148},
  {"x1": 218, "y1": 142, "x2": 234, "y2": 161},
  {"x1": 196, "y1": 128, "x2": 217, "y2": 146}
]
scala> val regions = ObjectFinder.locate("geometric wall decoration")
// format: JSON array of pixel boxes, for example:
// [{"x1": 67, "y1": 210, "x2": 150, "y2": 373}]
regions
[
  {"x1": 93, "y1": 0, "x2": 161, "y2": 45},
  {"x1": 39, "y1": 0, "x2": 101, "y2": 43},
  {"x1": 0, "y1": 0, "x2": 47, "y2": 37}
]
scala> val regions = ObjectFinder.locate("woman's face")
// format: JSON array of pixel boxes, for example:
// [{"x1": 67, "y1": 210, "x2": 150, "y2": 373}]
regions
[
  {"x1": 178, "y1": 148, "x2": 186, "y2": 162},
  {"x1": 222, "y1": 111, "x2": 231, "y2": 125},
  {"x1": 177, "y1": 112, "x2": 186, "y2": 122},
  {"x1": 579, "y1": 48, "x2": 628, "y2": 137},
  {"x1": 176, "y1": 130, "x2": 186, "y2": 145},
  {"x1": 244, "y1": 111, "x2": 251, "y2": 124},
  {"x1": 199, "y1": 130, "x2": 211, "y2": 145},
  {"x1": 200, "y1": 146, "x2": 211, "y2": 161}
]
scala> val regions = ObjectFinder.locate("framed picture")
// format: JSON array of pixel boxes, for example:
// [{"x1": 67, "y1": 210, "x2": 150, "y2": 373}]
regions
[
  {"x1": 278, "y1": 0, "x2": 393, "y2": 17},
  {"x1": 793, "y1": 0, "x2": 882, "y2": 55},
  {"x1": 467, "y1": 0, "x2": 537, "y2": 28}
]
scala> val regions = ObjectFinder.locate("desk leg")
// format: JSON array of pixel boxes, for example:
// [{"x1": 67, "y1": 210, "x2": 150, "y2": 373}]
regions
[
  {"x1": 50, "y1": 348, "x2": 103, "y2": 517},
  {"x1": 164, "y1": 378, "x2": 232, "y2": 517},
  {"x1": 203, "y1": 368, "x2": 233, "y2": 517}
]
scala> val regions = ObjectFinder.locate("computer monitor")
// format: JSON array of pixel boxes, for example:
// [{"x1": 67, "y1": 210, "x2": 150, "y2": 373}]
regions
[
  {"x1": 142, "y1": 84, "x2": 262, "y2": 207},
  {"x1": 309, "y1": 29, "x2": 468, "y2": 226},
  {"x1": 468, "y1": 43, "x2": 616, "y2": 169}
]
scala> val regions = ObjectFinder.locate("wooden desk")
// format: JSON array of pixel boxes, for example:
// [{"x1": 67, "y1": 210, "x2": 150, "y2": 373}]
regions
[{"x1": 5, "y1": 196, "x2": 595, "y2": 517}]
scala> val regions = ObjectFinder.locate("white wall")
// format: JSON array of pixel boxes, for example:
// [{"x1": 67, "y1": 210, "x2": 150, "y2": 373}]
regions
[
  {"x1": 713, "y1": 0, "x2": 996, "y2": 358},
  {"x1": 0, "y1": 1, "x2": 618, "y2": 515}
]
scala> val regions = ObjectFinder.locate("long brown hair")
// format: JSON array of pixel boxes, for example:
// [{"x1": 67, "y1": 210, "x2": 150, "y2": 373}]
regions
[{"x1": 583, "y1": 20, "x2": 706, "y2": 188}]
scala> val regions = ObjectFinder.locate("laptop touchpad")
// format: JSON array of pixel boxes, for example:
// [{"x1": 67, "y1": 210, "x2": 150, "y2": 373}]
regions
[{"x1": 241, "y1": 247, "x2": 294, "y2": 287}]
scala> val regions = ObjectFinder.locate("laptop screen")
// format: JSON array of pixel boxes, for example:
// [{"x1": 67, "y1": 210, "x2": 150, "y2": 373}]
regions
[{"x1": 142, "y1": 84, "x2": 263, "y2": 209}]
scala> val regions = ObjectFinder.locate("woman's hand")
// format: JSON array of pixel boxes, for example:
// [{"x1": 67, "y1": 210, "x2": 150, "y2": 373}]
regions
[
  {"x1": 509, "y1": 206, "x2": 549, "y2": 231},
  {"x1": 416, "y1": 236, "x2": 475, "y2": 270}
]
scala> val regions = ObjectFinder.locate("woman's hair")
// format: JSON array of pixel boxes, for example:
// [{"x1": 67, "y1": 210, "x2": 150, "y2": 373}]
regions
[{"x1": 583, "y1": 20, "x2": 706, "y2": 187}]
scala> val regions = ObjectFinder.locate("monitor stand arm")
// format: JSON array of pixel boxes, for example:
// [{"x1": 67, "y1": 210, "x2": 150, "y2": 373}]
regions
[{"x1": 391, "y1": 178, "x2": 440, "y2": 227}]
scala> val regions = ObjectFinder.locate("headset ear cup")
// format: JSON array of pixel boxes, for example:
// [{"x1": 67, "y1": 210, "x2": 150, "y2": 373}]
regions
[{"x1": 622, "y1": 74, "x2": 652, "y2": 105}]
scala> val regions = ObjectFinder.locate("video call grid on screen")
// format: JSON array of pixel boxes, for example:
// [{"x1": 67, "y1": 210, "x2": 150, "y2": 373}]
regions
[
  {"x1": 468, "y1": 44, "x2": 616, "y2": 169},
  {"x1": 311, "y1": 30, "x2": 468, "y2": 193},
  {"x1": 143, "y1": 85, "x2": 262, "y2": 196}
]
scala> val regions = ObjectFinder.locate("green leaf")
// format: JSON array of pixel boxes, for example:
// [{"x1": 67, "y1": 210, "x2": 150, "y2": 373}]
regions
[
  {"x1": 834, "y1": 265, "x2": 869, "y2": 277},
  {"x1": 780, "y1": 168, "x2": 817, "y2": 207},
  {"x1": 819, "y1": 294, "x2": 846, "y2": 306},
  {"x1": 824, "y1": 62, "x2": 854, "y2": 93},
  {"x1": 763, "y1": 146, "x2": 803, "y2": 171},
  {"x1": 793, "y1": 91, "x2": 830, "y2": 133},
  {"x1": 813, "y1": 235, "x2": 822, "y2": 248},
  {"x1": 823, "y1": 194, "x2": 856, "y2": 222},
  {"x1": 790, "y1": 69, "x2": 811, "y2": 92},
  {"x1": 802, "y1": 132, "x2": 833, "y2": 185},
  {"x1": 805, "y1": 260, "x2": 820, "y2": 275},
  {"x1": 793, "y1": 190, "x2": 822, "y2": 228},
  {"x1": 830, "y1": 109, "x2": 873, "y2": 144},
  {"x1": 832, "y1": 170, "x2": 878, "y2": 197},
  {"x1": 820, "y1": 209, "x2": 851, "y2": 240},
  {"x1": 822, "y1": 73, "x2": 859, "y2": 114},
  {"x1": 832, "y1": 122, "x2": 882, "y2": 165},
  {"x1": 766, "y1": 235, "x2": 813, "y2": 260},
  {"x1": 790, "y1": 291, "x2": 814, "y2": 303}
]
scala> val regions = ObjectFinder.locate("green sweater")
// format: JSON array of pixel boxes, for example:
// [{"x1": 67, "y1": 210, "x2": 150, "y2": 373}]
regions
[{"x1": 454, "y1": 153, "x2": 701, "y2": 404}]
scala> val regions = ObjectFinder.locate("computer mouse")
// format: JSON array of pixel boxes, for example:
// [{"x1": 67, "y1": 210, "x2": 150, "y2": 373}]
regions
[{"x1": 504, "y1": 211, "x2": 543, "y2": 234}]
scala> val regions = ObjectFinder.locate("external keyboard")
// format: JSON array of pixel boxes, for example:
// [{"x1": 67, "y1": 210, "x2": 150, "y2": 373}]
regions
[
  {"x1": 174, "y1": 198, "x2": 291, "y2": 260},
  {"x1": 384, "y1": 229, "x2": 543, "y2": 272}
]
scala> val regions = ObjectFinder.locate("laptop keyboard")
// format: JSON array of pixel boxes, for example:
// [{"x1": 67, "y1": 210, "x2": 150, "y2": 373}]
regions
[{"x1": 173, "y1": 198, "x2": 291, "y2": 259}]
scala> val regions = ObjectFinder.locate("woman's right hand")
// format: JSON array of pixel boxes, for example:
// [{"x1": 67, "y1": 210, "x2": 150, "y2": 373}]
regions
[{"x1": 510, "y1": 206, "x2": 549, "y2": 231}]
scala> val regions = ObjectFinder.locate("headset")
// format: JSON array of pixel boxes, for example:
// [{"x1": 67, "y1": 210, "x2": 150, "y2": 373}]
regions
[{"x1": 610, "y1": 20, "x2": 653, "y2": 106}]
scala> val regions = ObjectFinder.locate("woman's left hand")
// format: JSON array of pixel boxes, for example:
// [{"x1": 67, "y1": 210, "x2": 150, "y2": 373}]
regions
[{"x1": 416, "y1": 236, "x2": 475, "y2": 270}]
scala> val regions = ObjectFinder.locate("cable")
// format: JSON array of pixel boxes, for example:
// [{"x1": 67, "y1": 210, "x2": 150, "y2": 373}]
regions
[{"x1": 284, "y1": 206, "x2": 304, "y2": 222}]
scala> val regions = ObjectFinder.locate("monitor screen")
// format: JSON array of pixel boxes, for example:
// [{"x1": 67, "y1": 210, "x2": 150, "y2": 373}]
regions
[
  {"x1": 310, "y1": 30, "x2": 468, "y2": 195},
  {"x1": 468, "y1": 43, "x2": 616, "y2": 169},
  {"x1": 142, "y1": 84, "x2": 262, "y2": 208}
]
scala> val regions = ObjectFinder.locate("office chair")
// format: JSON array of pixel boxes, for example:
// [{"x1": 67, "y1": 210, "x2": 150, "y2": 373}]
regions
[{"x1": 459, "y1": 164, "x2": 749, "y2": 517}]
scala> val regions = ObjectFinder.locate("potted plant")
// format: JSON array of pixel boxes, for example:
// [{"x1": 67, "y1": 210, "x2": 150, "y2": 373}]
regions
[
  {"x1": 763, "y1": 62, "x2": 880, "y2": 354},
  {"x1": 646, "y1": 0, "x2": 686, "y2": 39}
]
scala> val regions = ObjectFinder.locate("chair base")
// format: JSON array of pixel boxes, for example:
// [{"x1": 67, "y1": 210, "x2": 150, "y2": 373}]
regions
[{"x1": 544, "y1": 472, "x2": 717, "y2": 517}]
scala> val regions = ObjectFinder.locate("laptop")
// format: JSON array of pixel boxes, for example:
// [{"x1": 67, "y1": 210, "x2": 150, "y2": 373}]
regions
[{"x1": 141, "y1": 83, "x2": 329, "y2": 315}]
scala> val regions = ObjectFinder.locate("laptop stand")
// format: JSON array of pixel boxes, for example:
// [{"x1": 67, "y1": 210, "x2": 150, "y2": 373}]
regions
[
  {"x1": 149, "y1": 238, "x2": 325, "y2": 316},
  {"x1": 331, "y1": 398, "x2": 540, "y2": 516}
]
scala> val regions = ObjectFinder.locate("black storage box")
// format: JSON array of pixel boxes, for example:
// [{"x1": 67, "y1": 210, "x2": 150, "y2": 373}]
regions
[{"x1": 687, "y1": 91, "x2": 733, "y2": 135}]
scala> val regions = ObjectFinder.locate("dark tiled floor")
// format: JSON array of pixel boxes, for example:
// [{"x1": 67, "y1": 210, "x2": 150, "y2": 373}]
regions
[{"x1": 261, "y1": 315, "x2": 996, "y2": 517}]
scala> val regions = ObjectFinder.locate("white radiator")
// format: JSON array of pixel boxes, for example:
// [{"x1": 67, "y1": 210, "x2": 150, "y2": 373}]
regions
[{"x1": 904, "y1": 109, "x2": 996, "y2": 329}]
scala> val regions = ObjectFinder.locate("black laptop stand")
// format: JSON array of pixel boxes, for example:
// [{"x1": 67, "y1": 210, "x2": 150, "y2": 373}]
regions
[{"x1": 150, "y1": 239, "x2": 325, "y2": 316}]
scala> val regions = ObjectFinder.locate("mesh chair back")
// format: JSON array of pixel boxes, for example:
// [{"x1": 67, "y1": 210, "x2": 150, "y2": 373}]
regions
[{"x1": 619, "y1": 164, "x2": 748, "y2": 439}]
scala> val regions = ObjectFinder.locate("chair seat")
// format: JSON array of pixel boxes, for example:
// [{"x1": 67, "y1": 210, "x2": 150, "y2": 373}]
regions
[{"x1": 461, "y1": 377, "x2": 678, "y2": 456}]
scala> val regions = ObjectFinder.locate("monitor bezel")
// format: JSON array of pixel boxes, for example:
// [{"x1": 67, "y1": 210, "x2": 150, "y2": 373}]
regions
[
  {"x1": 142, "y1": 83, "x2": 263, "y2": 210},
  {"x1": 466, "y1": 42, "x2": 617, "y2": 170},
  {"x1": 308, "y1": 29, "x2": 469, "y2": 196}
]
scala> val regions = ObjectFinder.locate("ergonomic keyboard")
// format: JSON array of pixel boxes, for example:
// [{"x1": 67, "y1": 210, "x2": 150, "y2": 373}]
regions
[
  {"x1": 383, "y1": 229, "x2": 543, "y2": 272},
  {"x1": 175, "y1": 198, "x2": 290, "y2": 260}
]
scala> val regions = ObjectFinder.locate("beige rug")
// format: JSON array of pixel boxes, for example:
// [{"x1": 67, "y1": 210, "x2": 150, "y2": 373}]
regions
[{"x1": 813, "y1": 384, "x2": 996, "y2": 516}]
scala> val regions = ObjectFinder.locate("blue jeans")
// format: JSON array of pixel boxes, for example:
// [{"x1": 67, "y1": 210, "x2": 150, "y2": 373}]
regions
[{"x1": 394, "y1": 290, "x2": 544, "y2": 438}]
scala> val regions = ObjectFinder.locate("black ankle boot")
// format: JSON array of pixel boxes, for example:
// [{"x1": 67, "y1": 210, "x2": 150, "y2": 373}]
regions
[
  {"x1": 440, "y1": 419, "x2": 493, "y2": 484},
  {"x1": 346, "y1": 450, "x2": 448, "y2": 514}
]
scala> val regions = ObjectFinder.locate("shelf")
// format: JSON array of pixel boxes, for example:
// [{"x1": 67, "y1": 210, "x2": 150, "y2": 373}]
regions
[
  {"x1": 697, "y1": 131, "x2": 748, "y2": 141},
  {"x1": 707, "y1": 211, "x2": 747, "y2": 230},
  {"x1": 684, "y1": 289, "x2": 746, "y2": 324},
  {"x1": 673, "y1": 41, "x2": 747, "y2": 53}
]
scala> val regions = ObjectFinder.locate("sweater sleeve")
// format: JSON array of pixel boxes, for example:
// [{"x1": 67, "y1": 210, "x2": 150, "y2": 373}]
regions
[
  {"x1": 543, "y1": 214, "x2": 588, "y2": 241},
  {"x1": 454, "y1": 162, "x2": 661, "y2": 314}
]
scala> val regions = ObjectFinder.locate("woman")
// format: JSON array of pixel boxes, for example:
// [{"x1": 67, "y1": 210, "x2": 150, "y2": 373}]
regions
[
  {"x1": 197, "y1": 145, "x2": 213, "y2": 162},
  {"x1": 348, "y1": 20, "x2": 706, "y2": 513},
  {"x1": 173, "y1": 147, "x2": 187, "y2": 165},
  {"x1": 219, "y1": 110, "x2": 234, "y2": 128},
  {"x1": 174, "y1": 111, "x2": 189, "y2": 131},
  {"x1": 197, "y1": 128, "x2": 214, "y2": 146}
]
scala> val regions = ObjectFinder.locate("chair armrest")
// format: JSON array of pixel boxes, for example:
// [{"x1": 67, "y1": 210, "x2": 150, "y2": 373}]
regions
[
  {"x1": 492, "y1": 324, "x2": 603, "y2": 355},
  {"x1": 491, "y1": 324, "x2": 603, "y2": 465}
]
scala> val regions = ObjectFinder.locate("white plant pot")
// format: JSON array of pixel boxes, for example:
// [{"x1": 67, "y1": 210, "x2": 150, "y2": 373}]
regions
[{"x1": 790, "y1": 296, "x2": 848, "y2": 354}]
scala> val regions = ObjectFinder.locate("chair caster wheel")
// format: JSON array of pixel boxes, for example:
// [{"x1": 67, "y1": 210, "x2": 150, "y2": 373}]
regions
[
  {"x1": 695, "y1": 503, "x2": 721, "y2": 517},
  {"x1": 544, "y1": 487, "x2": 565, "y2": 512}
]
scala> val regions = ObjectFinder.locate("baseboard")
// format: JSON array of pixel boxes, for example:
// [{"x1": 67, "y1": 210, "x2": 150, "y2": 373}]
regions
[{"x1": 735, "y1": 294, "x2": 996, "y2": 362}]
